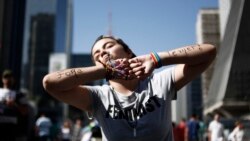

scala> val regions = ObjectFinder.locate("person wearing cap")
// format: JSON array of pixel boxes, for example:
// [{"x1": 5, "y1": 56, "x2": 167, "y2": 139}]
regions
[
  {"x1": 0, "y1": 69, "x2": 16, "y2": 106},
  {"x1": 0, "y1": 69, "x2": 18, "y2": 140}
]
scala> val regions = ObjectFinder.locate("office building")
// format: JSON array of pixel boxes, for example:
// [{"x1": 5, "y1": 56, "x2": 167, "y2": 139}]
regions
[
  {"x1": 205, "y1": 0, "x2": 250, "y2": 119},
  {"x1": 0, "y1": 0, "x2": 26, "y2": 89},
  {"x1": 196, "y1": 9, "x2": 220, "y2": 102},
  {"x1": 20, "y1": 0, "x2": 73, "y2": 118}
]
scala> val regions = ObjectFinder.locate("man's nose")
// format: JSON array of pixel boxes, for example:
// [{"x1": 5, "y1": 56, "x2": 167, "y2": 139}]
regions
[{"x1": 100, "y1": 50, "x2": 109, "y2": 57}]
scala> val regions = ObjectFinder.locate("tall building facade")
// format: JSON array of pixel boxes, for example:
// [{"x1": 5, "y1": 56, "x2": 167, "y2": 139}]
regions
[
  {"x1": 0, "y1": 0, "x2": 26, "y2": 89},
  {"x1": 20, "y1": 0, "x2": 73, "y2": 117},
  {"x1": 219, "y1": 0, "x2": 232, "y2": 40},
  {"x1": 54, "y1": 0, "x2": 73, "y2": 65},
  {"x1": 205, "y1": 0, "x2": 250, "y2": 119},
  {"x1": 173, "y1": 7, "x2": 220, "y2": 122},
  {"x1": 196, "y1": 9, "x2": 220, "y2": 107},
  {"x1": 21, "y1": 0, "x2": 57, "y2": 93},
  {"x1": 28, "y1": 13, "x2": 55, "y2": 105}
]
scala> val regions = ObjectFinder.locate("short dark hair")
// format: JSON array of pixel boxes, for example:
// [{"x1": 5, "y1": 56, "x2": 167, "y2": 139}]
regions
[
  {"x1": 91, "y1": 35, "x2": 136, "y2": 62},
  {"x1": 2, "y1": 69, "x2": 13, "y2": 78}
]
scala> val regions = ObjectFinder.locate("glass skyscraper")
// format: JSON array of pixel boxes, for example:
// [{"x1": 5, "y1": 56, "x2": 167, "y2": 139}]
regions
[
  {"x1": 0, "y1": 0, "x2": 26, "y2": 89},
  {"x1": 21, "y1": 0, "x2": 73, "y2": 118}
]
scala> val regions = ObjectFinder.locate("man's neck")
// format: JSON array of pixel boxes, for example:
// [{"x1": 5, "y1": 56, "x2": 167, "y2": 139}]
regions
[{"x1": 109, "y1": 79, "x2": 140, "y2": 96}]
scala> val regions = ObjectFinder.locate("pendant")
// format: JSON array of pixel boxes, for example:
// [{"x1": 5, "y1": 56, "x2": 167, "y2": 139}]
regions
[
  {"x1": 133, "y1": 128, "x2": 136, "y2": 137},
  {"x1": 129, "y1": 121, "x2": 136, "y2": 127}
]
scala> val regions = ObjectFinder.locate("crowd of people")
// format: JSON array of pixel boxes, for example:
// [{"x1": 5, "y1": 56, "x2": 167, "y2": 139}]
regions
[
  {"x1": 0, "y1": 35, "x2": 247, "y2": 141},
  {"x1": 173, "y1": 114, "x2": 247, "y2": 141},
  {"x1": 34, "y1": 113, "x2": 101, "y2": 141},
  {"x1": 0, "y1": 66, "x2": 248, "y2": 141},
  {"x1": 0, "y1": 69, "x2": 100, "y2": 141}
]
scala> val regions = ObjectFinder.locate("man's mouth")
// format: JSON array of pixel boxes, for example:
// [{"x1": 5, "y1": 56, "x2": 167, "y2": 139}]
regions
[{"x1": 103, "y1": 54, "x2": 110, "y2": 62}]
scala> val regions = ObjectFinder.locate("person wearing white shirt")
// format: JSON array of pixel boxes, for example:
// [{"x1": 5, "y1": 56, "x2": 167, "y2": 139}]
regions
[
  {"x1": 228, "y1": 121, "x2": 245, "y2": 141},
  {"x1": 208, "y1": 114, "x2": 224, "y2": 141},
  {"x1": 35, "y1": 113, "x2": 52, "y2": 141}
]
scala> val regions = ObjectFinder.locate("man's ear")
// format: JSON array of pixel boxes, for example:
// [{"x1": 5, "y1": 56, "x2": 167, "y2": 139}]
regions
[{"x1": 127, "y1": 50, "x2": 134, "y2": 58}]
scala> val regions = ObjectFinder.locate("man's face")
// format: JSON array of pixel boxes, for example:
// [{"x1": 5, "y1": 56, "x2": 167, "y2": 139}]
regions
[
  {"x1": 2, "y1": 76, "x2": 14, "y2": 88},
  {"x1": 92, "y1": 38, "x2": 132, "y2": 65}
]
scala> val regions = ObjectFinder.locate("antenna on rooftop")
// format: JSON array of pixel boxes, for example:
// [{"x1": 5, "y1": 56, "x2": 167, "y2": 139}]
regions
[{"x1": 107, "y1": 1, "x2": 113, "y2": 36}]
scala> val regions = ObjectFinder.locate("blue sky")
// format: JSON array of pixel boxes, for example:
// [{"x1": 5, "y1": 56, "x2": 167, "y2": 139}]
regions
[{"x1": 73, "y1": 0, "x2": 218, "y2": 56}]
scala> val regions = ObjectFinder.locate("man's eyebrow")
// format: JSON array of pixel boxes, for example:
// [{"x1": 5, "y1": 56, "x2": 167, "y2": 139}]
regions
[
  {"x1": 102, "y1": 41, "x2": 114, "y2": 48},
  {"x1": 93, "y1": 41, "x2": 115, "y2": 55}
]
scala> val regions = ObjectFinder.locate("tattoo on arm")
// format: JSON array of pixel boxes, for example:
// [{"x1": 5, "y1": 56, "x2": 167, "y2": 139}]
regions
[
  {"x1": 168, "y1": 44, "x2": 202, "y2": 57},
  {"x1": 167, "y1": 51, "x2": 171, "y2": 57},
  {"x1": 57, "y1": 71, "x2": 64, "y2": 79},
  {"x1": 171, "y1": 51, "x2": 177, "y2": 56},
  {"x1": 178, "y1": 48, "x2": 188, "y2": 55},
  {"x1": 57, "y1": 69, "x2": 83, "y2": 79},
  {"x1": 197, "y1": 44, "x2": 202, "y2": 51}
]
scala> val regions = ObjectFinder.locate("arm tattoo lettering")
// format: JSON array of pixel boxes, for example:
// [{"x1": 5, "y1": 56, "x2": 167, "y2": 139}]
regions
[
  {"x1": 76, "y1": 69, "x2": 83, "y2": 74},
  {"x1": 57, "y1": 69, "x2": 82, "y2": 79},
  {"x1": 191, "y1": 45, "x2": 196, "y2": 50},
  {"x1": 171, "y1": 51, "x2": 177, "y2": 56},
  {"x1": 186, "y1": 47, "x2": 193, "y2": 52},
  {"x1": 168, "y1": 44, "x2": 202, "y2": 57},
  {"x1": 57, "y1": 71, "x2": 64, "y2": 79},
  {"x1": 167, "y1": 51, "x2": 171, "y2": 57},
  {"x1": 178, "y1": 48, "x2": 188, "y2": 55},
  {"x1": 72, "y1": 69, "x2": 78, "y2": 78},
  {"x1": 197, "y1": 44, "x2": 202, "y2": 51}
]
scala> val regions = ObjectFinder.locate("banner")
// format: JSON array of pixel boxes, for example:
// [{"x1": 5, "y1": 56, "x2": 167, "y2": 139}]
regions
[{"x1": 49, "y1": 53, "x2": 67, "y2": 73}]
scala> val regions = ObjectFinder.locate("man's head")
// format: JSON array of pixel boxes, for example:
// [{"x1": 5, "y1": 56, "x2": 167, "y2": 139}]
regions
[
  {"x1": 214, "y1": 114, "x2": 220, "y2": 121},
  {"x1": 2, "y1": 69, "x2": 14, "y2": 88},
  {"x1": 91, "y1": 35, "x2": 136, "y2": 65},
  {"x1": 235, "y1": 121, "x2": 244, "y2": 129}
]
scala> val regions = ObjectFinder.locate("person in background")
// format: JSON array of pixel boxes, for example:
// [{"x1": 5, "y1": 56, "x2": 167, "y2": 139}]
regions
[
  {"x1": 0, "y1": 69, "x2": 18, "y2": 141},
  {"x1": 43, "y1": 35, "x2": 216, "y2": 141},
  {"x1": 72, "y1": 118, "x2": 83, "y2": 141},
  {"x1": 0, "y1": 69, "x2": 31, "y2": 141},
  {"x1": 187, "y1": 114, "x2": 200, "y2": 141},
  {"x1": 60, "y1": 119, "x2": 72, "y2": 141},
  {"x1": 35, "y1": 113, "x2": 52, "y2": 141},
  {"x1": 0, "y1": 70, "x2": 17, "y2": 106},
  {"x1": 177, "y1": 118, "x2": 187, "y2": 141},
  {"x1": 208, "y1": 114, "x2": 224, "y2": 141},
  {"x1": 228, "y1": 121, "x2": 245, "y2": 141},
  {"x1": 172, "y1": 122, "x2": 180, "y2": 141},
  {"x1": 197, "y1": 116, "x2": 206, "y2": 141}
]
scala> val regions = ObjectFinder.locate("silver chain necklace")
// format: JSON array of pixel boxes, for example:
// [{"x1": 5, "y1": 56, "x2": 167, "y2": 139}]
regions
[{"x1": 110, "y1": 87, "x2": 139, "y2": 137}]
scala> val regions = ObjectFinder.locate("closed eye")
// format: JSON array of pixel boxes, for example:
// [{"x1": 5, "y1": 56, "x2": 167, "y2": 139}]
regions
[{"x1": 105, "y1": 42, "x2": 115, "y2": 49}]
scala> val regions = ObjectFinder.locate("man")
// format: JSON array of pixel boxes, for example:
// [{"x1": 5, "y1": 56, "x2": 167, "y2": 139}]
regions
[
  {"x1": 208, "y1": 114, "x2": 224, "y2": 141},
  {"x1": 187, "y1": 114, "x2": 200, "y2": 141},
  {"x1": 0, "y1": 70, "x2": 18, "y2": 140},
  {"x1": 35, "y1": 113, "x2": 52, "y2": 141},
  {"x1": 0, "y1": 70, "x2": 16, "y2": 105},
  {"x1": 228, "y1": 121, "x2": 245, "y2": 141},
  {"x1": 0, "y1": 69, "x2": 30, "y2": 140}
]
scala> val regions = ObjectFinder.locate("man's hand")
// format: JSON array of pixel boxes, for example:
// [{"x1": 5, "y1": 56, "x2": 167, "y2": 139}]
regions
[
  {"x1": 98, "y1": 56, "x2": 131, "y2": 80},
  {"x1": 129, "y1": 54, "x2": 155, "y2": 80}
]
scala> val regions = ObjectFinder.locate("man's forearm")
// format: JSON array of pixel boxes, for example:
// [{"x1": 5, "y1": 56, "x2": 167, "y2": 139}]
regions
[
  {"x1": 159, "y1": 44, "x2": 216, "y2": 66},
  {"x1": 43, "y1": 65, "x2": 105, "y2": 92}
]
